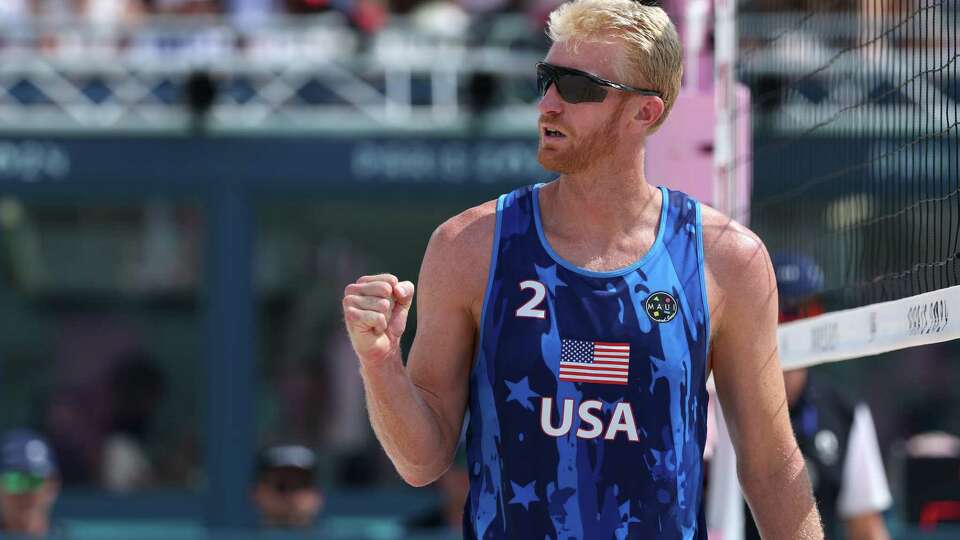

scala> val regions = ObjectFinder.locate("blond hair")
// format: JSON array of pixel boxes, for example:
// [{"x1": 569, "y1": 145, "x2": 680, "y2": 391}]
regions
[{"x1": 547, "y1": 0, "x2": 683, "y2": 131}]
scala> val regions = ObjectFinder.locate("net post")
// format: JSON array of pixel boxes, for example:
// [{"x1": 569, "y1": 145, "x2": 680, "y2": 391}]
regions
[
  {"x1": 713, "y1": 0, "x2": 738, "y2": 216},
  {"x1": 708, "y1": 0, "x2": 746, "y2": 538}
]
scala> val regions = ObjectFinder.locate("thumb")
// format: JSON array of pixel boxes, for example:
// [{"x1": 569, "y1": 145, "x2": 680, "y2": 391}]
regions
[{"x1": 387, "y1": 281, "x2": 415, "y2": 339}]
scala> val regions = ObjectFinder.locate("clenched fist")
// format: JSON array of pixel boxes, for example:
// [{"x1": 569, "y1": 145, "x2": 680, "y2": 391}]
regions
[{"x1": 342, "y1": 274, "x2": 415, "y2": 365}]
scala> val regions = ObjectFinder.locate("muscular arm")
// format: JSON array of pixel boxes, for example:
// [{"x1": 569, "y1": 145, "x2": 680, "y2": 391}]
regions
[
  {"x1": 343, "y1": 202, "x2": 494, "y2": 487},
  {"x1": 704, "y1": 211, "x2": 823, "y2": 539}
]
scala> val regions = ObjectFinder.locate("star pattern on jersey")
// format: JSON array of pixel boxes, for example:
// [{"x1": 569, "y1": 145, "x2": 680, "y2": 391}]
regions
[
  {"x1": 535, "y1": 263, "x2": 567, "y2": 295},
  {"x1": 508, "y1": 480, "x2": 540, "y2": 510},
  {"x1": 505, "y1": 377, "x2": 539, "y2": 411}
]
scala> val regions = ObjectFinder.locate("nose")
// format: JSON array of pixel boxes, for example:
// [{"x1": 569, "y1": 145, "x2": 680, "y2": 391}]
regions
[{"x1": 538, "y1": 82, "x2": 563, "y2": 115}]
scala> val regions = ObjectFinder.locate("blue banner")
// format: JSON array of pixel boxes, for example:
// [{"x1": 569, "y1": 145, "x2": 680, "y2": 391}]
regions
[{"x1": 0, "y1": 136, "x2": 549, "y2": 193}]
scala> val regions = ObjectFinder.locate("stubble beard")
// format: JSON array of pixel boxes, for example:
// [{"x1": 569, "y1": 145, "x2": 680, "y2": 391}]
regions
[{"x1": 537, "y1": 102, "x2": 625, "y2": 175}]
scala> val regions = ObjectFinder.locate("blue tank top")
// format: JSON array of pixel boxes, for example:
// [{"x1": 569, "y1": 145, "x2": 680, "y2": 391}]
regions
[{"x1": 464, "y1": 183, "x2": 710, "y2": 540}]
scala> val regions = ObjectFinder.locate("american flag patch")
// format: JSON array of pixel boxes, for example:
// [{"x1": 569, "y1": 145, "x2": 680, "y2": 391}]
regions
[{"x1": 559, "y1": 339, "x2": 631, "y2": 385}]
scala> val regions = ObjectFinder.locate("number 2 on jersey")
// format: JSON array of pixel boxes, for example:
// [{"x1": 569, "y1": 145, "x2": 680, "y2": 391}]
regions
[{"x1": 516, "y1": 280, "x2": 547, "y2": 319}]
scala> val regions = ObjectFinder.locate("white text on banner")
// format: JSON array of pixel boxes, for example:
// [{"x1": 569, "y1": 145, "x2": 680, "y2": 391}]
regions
[{"x1": 777, "y1": 285, "x2": 960, "y2": 370}]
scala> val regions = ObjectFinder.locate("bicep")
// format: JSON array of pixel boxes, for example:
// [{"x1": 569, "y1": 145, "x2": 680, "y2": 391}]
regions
[{"x1": 711, "y1": 243, "x2": 797, "y2": 477}]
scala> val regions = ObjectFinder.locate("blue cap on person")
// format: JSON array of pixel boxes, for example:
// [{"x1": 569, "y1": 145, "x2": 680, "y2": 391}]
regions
[
  {"x1": 771, "y1": 251, "x2": 824, "y2": 300},
  {"x1": 1, "y1": 429, "x2": 57, "y2": 480}
]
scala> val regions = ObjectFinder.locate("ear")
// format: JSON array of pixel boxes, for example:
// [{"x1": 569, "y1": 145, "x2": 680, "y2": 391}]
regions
[{"x1": 632, "y1": 96, "x2": 666, "y2": 132}]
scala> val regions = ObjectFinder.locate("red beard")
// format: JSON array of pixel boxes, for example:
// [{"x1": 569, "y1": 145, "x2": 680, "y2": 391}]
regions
[{"x1": 537, "y1": 101, "x2": 626, "y2": 174}]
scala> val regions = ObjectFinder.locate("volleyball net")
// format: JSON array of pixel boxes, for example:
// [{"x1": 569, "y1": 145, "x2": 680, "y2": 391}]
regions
[{"x1": 725, "y1": 0, "x2": 959, "y2": 369}]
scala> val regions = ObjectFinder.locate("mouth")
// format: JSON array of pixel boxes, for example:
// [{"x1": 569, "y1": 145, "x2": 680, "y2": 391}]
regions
[{"x1": 542, "y1": 126, "x2": 567, "y2": 139}]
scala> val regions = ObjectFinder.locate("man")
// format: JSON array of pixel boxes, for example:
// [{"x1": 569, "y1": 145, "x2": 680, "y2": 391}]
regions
[
  {"x1": 251, "y1": 444, "x2": 324, "y2": 529},
  {"x1": 0, "y1": 429, "x2": 61, "y2": 537},
  {"x1": 342, "y1": 0, "x2": 823, "y2": 537},
  {"x1": 742, "y1": 253, "x2": 892, "y2": 540}
]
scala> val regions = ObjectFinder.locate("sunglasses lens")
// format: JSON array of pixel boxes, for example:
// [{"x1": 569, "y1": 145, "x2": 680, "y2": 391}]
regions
[
  {"x1": 553, "y1": 73, "x2": 577, "y2": 102},
  {"x1": 536, "y1": 65, "x2": 552, "y2": 97},
  {"x1": 537, "y1": 64, "x2": 608, "y2": 104}
]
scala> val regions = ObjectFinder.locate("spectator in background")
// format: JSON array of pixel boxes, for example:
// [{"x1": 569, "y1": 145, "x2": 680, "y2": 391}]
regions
[
  {"x1": 43, "y1": 389, "x2": 98, "y2": 486},
  {"x1": 0, "y1": 430, "x2": 60, "y2": 537},
  {"x1": 755, "y1": 368, "x2": 893, "y2": 540},
  {"x1": 285, "y1": 0, "x2": 387, "y2": 36},
  {"x1": 409, "y1": 0, "x2": 470, "y2": 39},
  {"x1": 252, "y1": 445, "x2": 325, "y2": 529},
  {"x1": 100, "y1": 350, "x2": 168, "y2": 492},
  {"x1": 80, "y1": 0, "x2": 145, "y2": 24},
  {"x1": 262, "y1": 241, "x2": 388, "y2": 487},
  {"x1": 148, "y1": 0, "x2": 220, "y2": 14}
]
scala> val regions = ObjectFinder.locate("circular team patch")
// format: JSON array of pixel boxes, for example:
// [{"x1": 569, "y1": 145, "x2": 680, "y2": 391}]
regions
[{"x1": 645, "y1": 292, "x2": 678, "y2": 323}]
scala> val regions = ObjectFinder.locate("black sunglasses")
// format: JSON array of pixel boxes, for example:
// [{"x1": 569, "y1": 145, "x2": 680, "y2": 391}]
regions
[{"x1": 536, "y1": 62, "x2": 662, "y2": 104}]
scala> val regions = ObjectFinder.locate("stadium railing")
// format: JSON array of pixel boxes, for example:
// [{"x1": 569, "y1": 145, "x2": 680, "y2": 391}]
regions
[{"x1": 0, "y1": 14, "x2": 543, "y2": 132}]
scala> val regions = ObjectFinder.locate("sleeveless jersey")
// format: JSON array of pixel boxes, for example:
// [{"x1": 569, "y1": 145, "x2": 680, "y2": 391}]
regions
[{"x1": 464, "y1": 183, "x2": 710, "y2": 540}]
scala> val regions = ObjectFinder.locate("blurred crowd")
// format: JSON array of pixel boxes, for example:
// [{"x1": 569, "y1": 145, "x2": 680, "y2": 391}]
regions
[
  {"x1": 0, "y1": 0, "x2": 940, "y2": 64},
  {"x1": 0, "y1": 0, "x2": 573, "y2": 41},
  {"x1": 0, "y1": 0, "x2": 925, "y2": 28},
  {"x1": 0, "y1": 0, "x2": 585, "y2": 64}
]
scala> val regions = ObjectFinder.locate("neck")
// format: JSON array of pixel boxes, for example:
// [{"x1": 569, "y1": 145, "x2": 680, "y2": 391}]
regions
[{"x1": 546, "y1": 146, "x2": 658, "y2": 235}]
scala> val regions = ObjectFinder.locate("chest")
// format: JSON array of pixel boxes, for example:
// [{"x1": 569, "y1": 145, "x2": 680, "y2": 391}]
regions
[
  {"x1": 543, "y1": 229, "x2": 661, "y2": 274},
  {"x1": 484, "y1": 260, "x2": 701, "y2": 383}
]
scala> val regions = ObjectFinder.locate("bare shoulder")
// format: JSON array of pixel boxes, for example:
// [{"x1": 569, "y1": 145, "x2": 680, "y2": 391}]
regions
[
  {"x1": 427, "y1": 198, "x2": 498, "y2": 271},
  {"x1": 700, "y1": 204, "x2": 772, "y2": 283},
  {"x1": 420, "y1": 198, "x2": 499, "y2": 318},
  {"x1": 430, "y1": 198, "x2": 498, "y2": 251},
  {"x1": 699, "y1": 204, "x2": 778, "y2": 329}
]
